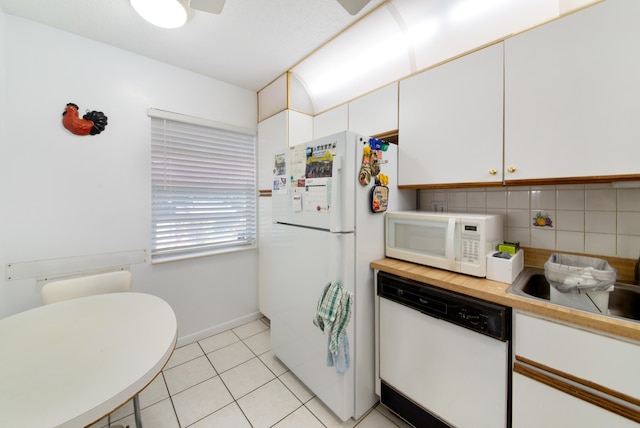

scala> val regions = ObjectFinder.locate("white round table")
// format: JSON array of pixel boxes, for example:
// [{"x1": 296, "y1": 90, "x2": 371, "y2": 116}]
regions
[{"x1": 0, "y1": 292, "x2": 177, "y2": 427}]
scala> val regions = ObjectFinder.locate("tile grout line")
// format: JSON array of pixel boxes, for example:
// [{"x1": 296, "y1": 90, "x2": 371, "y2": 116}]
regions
[
  {"x1": 168, "y1": 322, "x2": 289, "y2": 427},
  {"x1": 104, "y1": 318, "x2": 400, "y2": 428}
]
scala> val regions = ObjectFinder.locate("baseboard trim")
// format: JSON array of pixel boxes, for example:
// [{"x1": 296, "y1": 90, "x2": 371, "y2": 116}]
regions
[{"x1": 176, "y1": 311, "x2": 264, "y2": 347}]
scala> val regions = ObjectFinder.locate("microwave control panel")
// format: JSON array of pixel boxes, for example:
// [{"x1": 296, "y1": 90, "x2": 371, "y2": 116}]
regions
[{"x1": 461, "y1": 223, "x2": 481, "y2": 263}]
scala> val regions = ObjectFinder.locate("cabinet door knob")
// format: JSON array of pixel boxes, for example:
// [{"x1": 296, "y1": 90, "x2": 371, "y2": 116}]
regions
[
  {"x1": 489, "y1": 169, "x2": 497, "y2": 175},
  {"x1": 507, "y1": 166, "x2": 517, "y2": 173}
]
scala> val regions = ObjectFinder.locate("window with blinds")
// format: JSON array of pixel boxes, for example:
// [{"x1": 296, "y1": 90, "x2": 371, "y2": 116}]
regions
[{"x1": 150, "y1": 109, "x2": 257, "y2": 263}]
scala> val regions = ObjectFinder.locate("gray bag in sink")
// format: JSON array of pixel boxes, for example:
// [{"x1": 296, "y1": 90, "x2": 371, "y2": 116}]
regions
[{"x1": 544, "y1": 253, "x2": 616, "y2": 293}]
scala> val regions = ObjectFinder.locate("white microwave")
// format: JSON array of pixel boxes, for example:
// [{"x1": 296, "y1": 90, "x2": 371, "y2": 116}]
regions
[{"x1": 385, "y1": 211, "x2": 503, "y2": 277}]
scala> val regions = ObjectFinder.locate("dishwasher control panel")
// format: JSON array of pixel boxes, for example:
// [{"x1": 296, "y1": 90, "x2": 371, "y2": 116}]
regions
[{"x1": 377, "y1": 271, "x2": 510, "y2": 341}]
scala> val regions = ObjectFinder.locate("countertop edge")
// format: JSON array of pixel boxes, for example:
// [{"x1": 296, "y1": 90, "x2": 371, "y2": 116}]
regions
[{"x1": 371, "y1": 258, "x2": 640, "y2": 343}]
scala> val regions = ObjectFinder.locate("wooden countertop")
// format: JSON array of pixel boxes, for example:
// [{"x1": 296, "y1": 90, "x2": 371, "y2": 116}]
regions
[{"x1": 371, "y1": 258, "x2": 640, "y2": 343}]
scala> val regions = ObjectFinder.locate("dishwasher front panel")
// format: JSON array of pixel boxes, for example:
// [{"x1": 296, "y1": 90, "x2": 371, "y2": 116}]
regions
[{"x1": 378, "y1": 292, "x2": 510, "y2": 427}]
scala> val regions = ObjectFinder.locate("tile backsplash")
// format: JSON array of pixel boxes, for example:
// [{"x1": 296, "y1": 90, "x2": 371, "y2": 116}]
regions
[{"x1": 418, "y1": 184, "x2": 640, "y2": 259}]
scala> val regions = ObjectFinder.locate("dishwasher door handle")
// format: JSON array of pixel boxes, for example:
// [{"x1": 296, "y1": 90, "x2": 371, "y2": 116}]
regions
[{"x1": 416, "y1": 296, "x2": 448, "y2": 315}]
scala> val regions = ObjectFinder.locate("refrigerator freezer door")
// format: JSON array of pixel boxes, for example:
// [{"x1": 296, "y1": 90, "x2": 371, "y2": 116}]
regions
[
  {"x1": 272, "y1": 131, "x2": 358, "y2": 233},
  {"x1": 271, "y1": 223, "x2": 356, "y2": 421}
]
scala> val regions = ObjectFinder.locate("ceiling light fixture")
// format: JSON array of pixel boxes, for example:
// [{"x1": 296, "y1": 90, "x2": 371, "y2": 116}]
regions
[
  {"x1": 449, "y1": 0, "x2": 508, "y2": 22},
  {"x1": 130, "y1": 0, "x2": 191, "y2": 29}
]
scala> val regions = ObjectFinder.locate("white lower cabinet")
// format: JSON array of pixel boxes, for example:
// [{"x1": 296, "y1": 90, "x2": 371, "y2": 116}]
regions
[
  {"x1": 512, "y1": 312, "x2": 640, "y2": 427},
  {"x1": 513, "y1": 372, "x2": 637, "y2": 428},
  {"x1": 257, "y1": 110, "x2": 312, "y2": 318}
]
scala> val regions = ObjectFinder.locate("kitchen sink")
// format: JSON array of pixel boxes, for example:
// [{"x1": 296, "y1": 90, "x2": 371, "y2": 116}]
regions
[{"x1": 507, "y1": 267, "x2": 640, "y2": 323}]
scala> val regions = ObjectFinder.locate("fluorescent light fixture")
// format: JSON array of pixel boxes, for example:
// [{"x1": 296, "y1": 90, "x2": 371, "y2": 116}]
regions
[
  {"x1": 130, "y1": 0, "x2": 190, "y2": 29},
  {"x1": 292, "y1": 5, "x2": 412, "y2": 113},
  {"x1": 288, "y1": 0, "x2": 567, "y2": 114},
  {"x1": 407, "y1": 17, "x2": 441, "y2": 46},
  {"x1": 449, "y1": 0, "x2": 509, "y2": 22},
  {"x1": 306, "y1": 35, "x2": 404, "y2": 96}
]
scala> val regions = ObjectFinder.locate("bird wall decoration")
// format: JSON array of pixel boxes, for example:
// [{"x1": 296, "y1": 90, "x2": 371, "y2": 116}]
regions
[{"x1": 62, "y1": 103, "x2": 108, "y2": 136}]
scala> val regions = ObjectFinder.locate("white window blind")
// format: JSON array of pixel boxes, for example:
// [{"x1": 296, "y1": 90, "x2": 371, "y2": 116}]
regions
[{"x1": 150, "y1": 110, "x2": 257, "y2": 263}]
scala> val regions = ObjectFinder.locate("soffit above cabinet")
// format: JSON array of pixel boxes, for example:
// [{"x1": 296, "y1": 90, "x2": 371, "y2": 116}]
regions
[{"x1": 289, "y1": 0, "x2": 599, "y2": 114}]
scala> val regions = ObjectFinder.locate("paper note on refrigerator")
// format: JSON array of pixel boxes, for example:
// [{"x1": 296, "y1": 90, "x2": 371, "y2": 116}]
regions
[
  {"x1": 293, "y1": 191, "x2": 302, "y2": 212},
  {"x1": 273, "y1": 152, "x2": 288, "y2": 194},
  {"x1": 304, "y1": 178, "x2": 331, "y2": 212}
]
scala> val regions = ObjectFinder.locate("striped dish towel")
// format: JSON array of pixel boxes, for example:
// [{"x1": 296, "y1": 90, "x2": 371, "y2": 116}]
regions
[{"x1": 313, "y1": 281, "x2": 352, "y2": 355}]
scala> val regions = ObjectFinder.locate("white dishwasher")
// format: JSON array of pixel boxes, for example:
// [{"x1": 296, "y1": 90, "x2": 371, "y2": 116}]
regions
[{"x1": 375, "y1": 271, "x2": 512, "y2": 428}]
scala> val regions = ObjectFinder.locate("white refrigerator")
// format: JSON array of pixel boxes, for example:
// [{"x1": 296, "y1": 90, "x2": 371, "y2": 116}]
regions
[{"x1": 270, "y1": 131, "x2": 413, "y2": 421}]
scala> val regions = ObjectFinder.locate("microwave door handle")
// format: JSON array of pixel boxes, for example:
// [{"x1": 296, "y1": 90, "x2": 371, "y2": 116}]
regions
[{"x1": 446, "y1": 217, "x2": 456, "y2": 269}]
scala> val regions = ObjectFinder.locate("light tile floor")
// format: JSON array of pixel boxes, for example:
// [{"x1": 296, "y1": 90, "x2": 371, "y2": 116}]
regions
[{"x1": 90, "y1": 318, "x2": 411, "y2": 428}]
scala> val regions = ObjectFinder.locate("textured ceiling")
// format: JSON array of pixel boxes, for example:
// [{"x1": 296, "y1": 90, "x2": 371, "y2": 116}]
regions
[{"x1": 0, "y1": 0, "x2": 386, "y2": 91}]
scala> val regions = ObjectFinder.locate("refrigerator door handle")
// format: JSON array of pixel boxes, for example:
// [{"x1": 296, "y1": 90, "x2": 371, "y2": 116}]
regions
[
  {"x1": 334, "y1": 232, "x2": 344, "y2": 284},
  {"x1": 332, "y1": 231, "x2": 355, "y2": 299},
  {"x1": 330, "y1": 155, "x2": 344, "y2": 233}
]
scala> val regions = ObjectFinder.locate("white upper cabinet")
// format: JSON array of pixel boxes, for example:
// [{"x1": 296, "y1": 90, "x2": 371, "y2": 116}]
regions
[
  {"x1": 348, "y1": 83, "x2": 398, "y2": 137},
  {"x1": 257, "y1": 111, "x2": 288, "y2": 191},
  {"x1": 314, "y1": 83, "x2": 399, "y2": 140},
  {"x1": 398, "y1": 43, "x2": 504, "y2": 187},
  {"x1": 313, "y1": 105, "x2": 349, "y2": 139},
  {"x1": 504, "y1": 0, "x2": 640, "y2": 182},
  {"x1": 287, "y1": 110, "x2": 313, "y2": 147}
]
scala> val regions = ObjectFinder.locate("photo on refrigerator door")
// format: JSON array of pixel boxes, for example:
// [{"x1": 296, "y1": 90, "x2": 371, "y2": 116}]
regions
[{"x1": 305, "y1": 149, "x2": 334, "y2": 178}]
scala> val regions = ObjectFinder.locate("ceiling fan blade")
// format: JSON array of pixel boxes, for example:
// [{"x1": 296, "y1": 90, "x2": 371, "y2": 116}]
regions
[
  {"x1": 190, "y1": 0, "x2": 226, "y2": 14},
  {"x1": 336, "y1": 0, "x2": 372, "y2": 15}
]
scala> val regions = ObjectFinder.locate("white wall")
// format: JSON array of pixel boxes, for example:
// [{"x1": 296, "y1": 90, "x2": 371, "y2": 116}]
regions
[{"x1": 0, "y1": 13, "x2": 260, "y2": 345}]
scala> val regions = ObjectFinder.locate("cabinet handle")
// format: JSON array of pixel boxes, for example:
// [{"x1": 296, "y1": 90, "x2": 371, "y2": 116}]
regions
[
  {"x1": 489, "y1": 169, "x2": 497, "y2": 175},
  {"x1": 508, "y1": 166, "x2": 517, "y2": 173}
]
